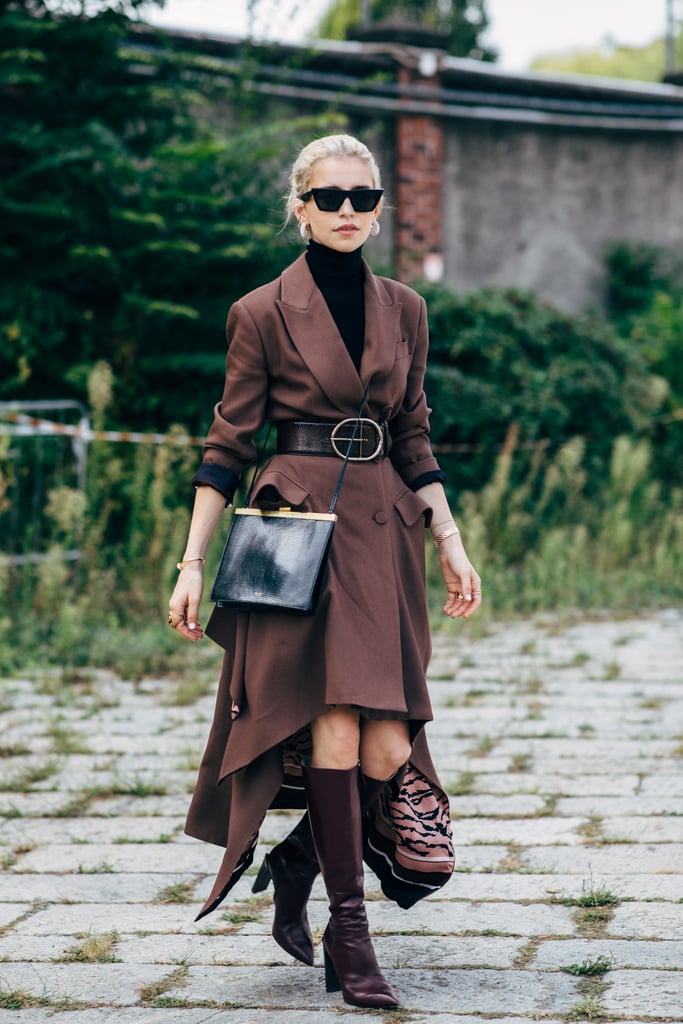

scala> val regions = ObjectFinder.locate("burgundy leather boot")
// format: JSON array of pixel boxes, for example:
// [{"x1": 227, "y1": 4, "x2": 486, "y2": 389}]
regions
[
  {"x1": 252, "y1": 812, "x2": 318, "y2": 965},
  {"x1": 303, "y1": 764, "x2": 399, "y2": 1009},
  {"x1": 253, "y1": 774, "x2": 388, "y2": 966}
]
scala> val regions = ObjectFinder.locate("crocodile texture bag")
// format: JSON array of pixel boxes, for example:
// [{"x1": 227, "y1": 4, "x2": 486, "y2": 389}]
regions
[{"x1": 209, "y1": 508, "x2": 336, "y2": 615}]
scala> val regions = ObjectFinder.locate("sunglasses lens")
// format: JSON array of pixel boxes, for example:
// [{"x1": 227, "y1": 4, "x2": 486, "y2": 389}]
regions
[
  {"x1": 313, "y1": 190, "x2": 343, "y2": 211},
  {"x1": 350, "y1": 191, "x2": 380, "y2": 212}
]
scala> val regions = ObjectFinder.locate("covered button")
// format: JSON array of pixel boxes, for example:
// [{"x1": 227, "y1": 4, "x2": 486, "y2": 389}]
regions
[{"x1": 373, "y1": 511, "x2": 388, "y2": 525}]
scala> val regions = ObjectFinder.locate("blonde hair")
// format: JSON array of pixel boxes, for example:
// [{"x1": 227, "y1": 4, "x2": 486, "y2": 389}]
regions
[{"x1": 285, "y1": 133, "x2": 382, "y2": 228}]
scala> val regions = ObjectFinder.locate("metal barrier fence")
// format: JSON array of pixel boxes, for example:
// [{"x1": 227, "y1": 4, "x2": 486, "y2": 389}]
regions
[{"x1": 0, "y1": 401, "x2": 206, "y2": 566}]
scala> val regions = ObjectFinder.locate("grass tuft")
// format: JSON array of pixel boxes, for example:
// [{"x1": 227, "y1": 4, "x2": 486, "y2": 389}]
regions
[
  {"x1": 154, "y1": 880, "x2": 197, "y2": 904},
  {"x1": 562, "y1": 955, "x2": 613, "y2": 977},
  {"x1": 139, "y1": 966, "x2": 189, "y2": 1005},
  {"x1": 59, "y1": 930, "x2": 120, "y2": 963}
]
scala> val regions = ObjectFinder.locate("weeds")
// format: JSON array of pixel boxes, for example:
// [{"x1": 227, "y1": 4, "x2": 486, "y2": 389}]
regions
[
  {"x1": 59, "y1": 930, "x2": 120, "y2": 963},
  {"x1": 163, "y1": 675, "x2": 214, "y2": 707},
  {"x1": 554, "y1": 878, "x2": 621, "y2": 938},
  {"x1": 139, "y1": 966, "x2": 189, "y2": 1005},
  {"x1": 47, "y1": 721, "x2": 92, "y2": 756},
  {"x1": 0, "y1": 989, "x2": 83, "y2": 1011},
  {"x1": 76, "y1": 861, "x2": 113, "y2": 874},
  {"x1": 509, "y1": 752, "x2": 533, "y2": 773},
  {"x1": 447, "y1": 771, "x2": 476, "y2": 796},
  {"x1": 0, "y1": 760, "x2": 60, "y2": 792},
  {"x1": 154, "y1": 880, "x2": 197, "y2": 904},
  {"x1": 562, "y1": 955, "x2": 613, "y2": 976},
  {"x1": 468, "y1": 734, "x2": 497, "y2": 757},
  {"x1": 565, "y1": 995, "x2": 607, "y2": 1021},
  {"x1": 558, "y1": 880, "x2": 621, "y2": 908},
  {"x1": 513, "y1": 938, "x2": 540, "y2": 967},
  {"x1": 0, "y1": 743, "x2": 31, "y2": 759},
  {"x1": 577, "y1": 816, "x2": 604, "y2": 843}
]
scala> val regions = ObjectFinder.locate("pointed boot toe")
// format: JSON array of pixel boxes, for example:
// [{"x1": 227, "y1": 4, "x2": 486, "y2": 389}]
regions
[{"x1": 253, "y1": 818, "x2": 319, "y2": 966}]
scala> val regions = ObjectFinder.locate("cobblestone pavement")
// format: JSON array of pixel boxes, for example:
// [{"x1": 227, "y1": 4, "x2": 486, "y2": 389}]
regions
[{"x1": 1, "y1": 610, "x2": 682, "y2": 1024}]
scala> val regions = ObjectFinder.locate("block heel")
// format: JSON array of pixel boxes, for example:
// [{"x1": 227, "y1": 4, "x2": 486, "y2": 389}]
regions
[
  {"x1": 251, "y1": 856, "x2": 272, "y2": 894},
  {"x1": 323, "y1": 945, "x2": 341, "y2": 992}
]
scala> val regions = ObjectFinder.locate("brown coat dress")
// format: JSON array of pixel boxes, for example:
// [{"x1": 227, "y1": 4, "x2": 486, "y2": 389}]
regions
[{"x1": 185, "y1": 253, "x2": 451, "y2": 918}]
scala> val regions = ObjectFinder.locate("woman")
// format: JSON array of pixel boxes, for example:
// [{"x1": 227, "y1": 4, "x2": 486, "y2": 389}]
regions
[{"x1": 168, "y1": 133, "x2": 481, "y2": 1010}]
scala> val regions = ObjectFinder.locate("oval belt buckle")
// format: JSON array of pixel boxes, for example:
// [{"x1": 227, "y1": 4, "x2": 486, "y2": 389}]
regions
[{"x1": 330, "y1": 418, "x2": 383, "y2": 461}]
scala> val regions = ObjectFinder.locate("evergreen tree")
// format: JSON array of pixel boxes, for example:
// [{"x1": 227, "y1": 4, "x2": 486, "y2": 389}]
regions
[
  {"x1": 0, "y1": 0, "x2": 309, "y2": 431},
  {"x1": 316, "y1": 0, "x2": 496, "y2": 61}
]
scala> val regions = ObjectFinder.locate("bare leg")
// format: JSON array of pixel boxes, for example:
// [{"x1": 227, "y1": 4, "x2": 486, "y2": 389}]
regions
[{"x1": 359, "y1": 718, "x2": 411, "y2": 782}]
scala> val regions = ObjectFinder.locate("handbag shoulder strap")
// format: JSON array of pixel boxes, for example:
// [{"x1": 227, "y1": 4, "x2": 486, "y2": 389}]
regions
[{"x1": 328, "y1": 380, "x2": 371, "y2": 515}]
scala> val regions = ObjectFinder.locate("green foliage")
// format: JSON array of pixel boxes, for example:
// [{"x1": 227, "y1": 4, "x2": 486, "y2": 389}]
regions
[
  {"x1": 604, "y1": 241, "x2": 683, "y2": 484},
  {"x1": 606, "y1": 241, "x2": 683, "y2": 321},
  {"x1": 428, "y1": 432, "x2": 683, "y2": 619},
  {"x1": 419, "y1": 282, "x2": 665, "y2": 493},
  {"x1": 0, "y1": 0, "x2": 318, "y2": 432},
  {"x1": 531, "y1": 31, "x2": 682, "y2": 82},
  {"x1": 315, "y1": 0, "x2": 496, "y2": 61}
]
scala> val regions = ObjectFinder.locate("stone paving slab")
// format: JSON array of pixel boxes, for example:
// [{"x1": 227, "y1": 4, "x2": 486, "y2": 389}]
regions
[
  {"x1": 603, "y1": 969, "x2": 683, "y2": 1017},
  {"x1": 14, "y1": 842, "x2": 221, "y2": 875},
  {"x1": 0, "y1": 873, "x2": 203, "y2": 904},
  {"x1": 0, "y1": 609, "x2": 681, "y2": 1023},
  {"x1": 0, "y1": 962, "x2": 171, "y2": 1006},
  {"x1": 535, "y1": 937, "x2": 683, "y2": 969},
  {"x1": 164, "y1": 964, "x2": 579, "y2": 1014}
]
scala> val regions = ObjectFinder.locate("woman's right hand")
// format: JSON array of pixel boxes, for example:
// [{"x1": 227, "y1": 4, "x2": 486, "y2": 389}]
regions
[{"x1": 168, "y1": 563, "x2": 205, "y2": 641}]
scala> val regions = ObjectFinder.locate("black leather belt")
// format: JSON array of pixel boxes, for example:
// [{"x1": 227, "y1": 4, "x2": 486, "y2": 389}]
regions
[{"x1": 276, "y1": 419, "x2": 388, "y2": 461}]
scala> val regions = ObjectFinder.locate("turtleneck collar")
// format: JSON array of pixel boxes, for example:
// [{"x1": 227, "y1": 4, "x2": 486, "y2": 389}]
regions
[{"x1": 306, "y1": 238, "x2": 364, "y2": 279}]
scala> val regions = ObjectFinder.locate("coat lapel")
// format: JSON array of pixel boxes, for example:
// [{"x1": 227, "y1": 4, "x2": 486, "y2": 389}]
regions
[
  {"x1": 276, "y1": 253, "x2": 402, "y2": 415},
  {"x1": 360, "y1": 261, "x2": 403, "y2": 387}
]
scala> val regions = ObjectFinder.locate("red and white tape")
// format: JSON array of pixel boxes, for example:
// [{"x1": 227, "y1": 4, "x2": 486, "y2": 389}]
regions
[{"x1": 0, "y1": 410, "x2": 203, "y2": 447}]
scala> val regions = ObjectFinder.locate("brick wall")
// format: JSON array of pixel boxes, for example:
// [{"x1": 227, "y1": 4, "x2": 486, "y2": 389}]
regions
[{"x1": 395, "y1": 67, "x2": 445, "y2": 283}]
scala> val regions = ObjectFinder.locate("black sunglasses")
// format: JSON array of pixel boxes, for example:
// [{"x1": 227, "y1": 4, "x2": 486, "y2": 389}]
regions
[{"x1": 298, "y1": 187, "x2": 384, "y2": 213}]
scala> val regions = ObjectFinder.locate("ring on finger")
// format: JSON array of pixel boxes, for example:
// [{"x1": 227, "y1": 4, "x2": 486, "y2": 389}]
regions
[{"x1": 167, "y1": 610, "x2": 183, "y2": 629}]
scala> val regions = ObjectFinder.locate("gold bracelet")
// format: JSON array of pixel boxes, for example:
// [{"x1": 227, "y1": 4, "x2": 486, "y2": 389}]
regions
[
  {"x1": 177, "y1": 557, "x2": 205, "y2": 571},
  {"x1": 433, "y1": 526, "x2": 460, "y2": 547}
]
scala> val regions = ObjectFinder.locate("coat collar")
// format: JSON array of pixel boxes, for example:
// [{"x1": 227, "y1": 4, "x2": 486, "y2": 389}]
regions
[{"x1": 276, "y1": 253, "x2": 402, "y2": 415}]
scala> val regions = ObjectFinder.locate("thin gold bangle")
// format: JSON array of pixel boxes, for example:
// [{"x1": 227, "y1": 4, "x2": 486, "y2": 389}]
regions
[{"x1": 177, "y1": 557, "x2": 206, "y2": 571}]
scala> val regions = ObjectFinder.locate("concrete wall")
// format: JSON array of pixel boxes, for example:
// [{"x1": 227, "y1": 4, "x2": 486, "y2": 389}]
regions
[
  {"x1": 443, "y1": 122, "x2": 683, "y2": 311},
  {"x1": 160, "y1": 29, "x2": 683, "y2": 313}
]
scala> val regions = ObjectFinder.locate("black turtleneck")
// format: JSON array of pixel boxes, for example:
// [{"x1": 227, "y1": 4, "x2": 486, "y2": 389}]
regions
[{"x1": 306, "y1": 239, "x2": 365, "y2": 372}]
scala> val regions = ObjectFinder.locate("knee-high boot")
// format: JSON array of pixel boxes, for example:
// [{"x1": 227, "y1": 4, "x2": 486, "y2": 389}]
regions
[
  {"x1": 252, "y1": 774, "x2": 388, "y2": 966},
  {"x1": 302, "y1": 764, "x2": 399, "y2": 1009}
]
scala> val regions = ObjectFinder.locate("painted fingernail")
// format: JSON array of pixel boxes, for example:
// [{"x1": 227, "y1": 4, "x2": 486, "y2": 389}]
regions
[
  {"x1": 465, "y1": 595, "x2": 472, "y2": 601},
  {"x1": 189, "y1": 622, "x2": 196, "y2": 629}
]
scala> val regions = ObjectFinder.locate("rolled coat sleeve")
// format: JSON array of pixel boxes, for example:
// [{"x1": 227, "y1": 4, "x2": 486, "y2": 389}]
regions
[
  {"x1": 194, "y1": 300, "x2": 268, "y2": 499},
  {"x1": 389, "y1": 295, "x2": 442, "y2": 488}
]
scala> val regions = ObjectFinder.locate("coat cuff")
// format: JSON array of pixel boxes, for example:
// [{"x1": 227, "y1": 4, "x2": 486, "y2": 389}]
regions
[
  {"x1": 192, "y1": 464, "x2": 239, "y2": 504},
  {"x1": 410, "y1": 469, "x2": 445, "y2": 492}
]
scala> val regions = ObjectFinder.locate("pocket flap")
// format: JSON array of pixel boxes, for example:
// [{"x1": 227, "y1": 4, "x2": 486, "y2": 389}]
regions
[
  {"x1": 394, "y1": 488, "x2": 430, "y2": 528},
  {"x1": 250, "y1": 469, "x2": 311, "y2": 510}
]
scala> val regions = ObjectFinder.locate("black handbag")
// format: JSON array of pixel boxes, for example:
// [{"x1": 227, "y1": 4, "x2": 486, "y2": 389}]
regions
[{"x1": 210, "y1": 385, "x2": 370, "y2": 616}]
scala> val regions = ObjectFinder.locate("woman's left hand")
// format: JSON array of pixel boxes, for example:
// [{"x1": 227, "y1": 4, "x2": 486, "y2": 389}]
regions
[{"x1": 438, "y1": 536, "x2": 482, "y2": 619}]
